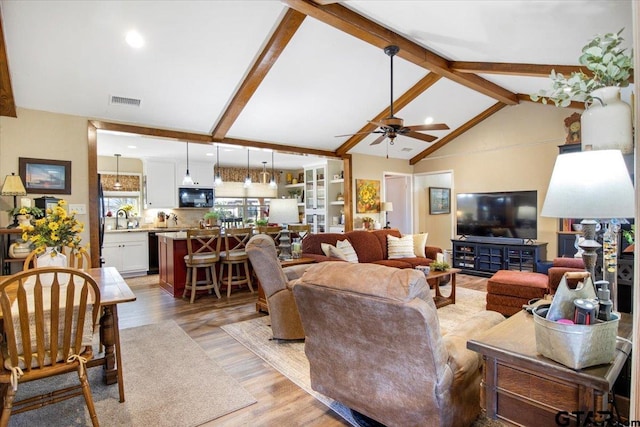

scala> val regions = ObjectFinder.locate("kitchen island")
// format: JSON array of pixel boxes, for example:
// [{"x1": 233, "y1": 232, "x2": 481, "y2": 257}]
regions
[{"x1": 156, "y1": 231, "x2": 190, "y2": 297}]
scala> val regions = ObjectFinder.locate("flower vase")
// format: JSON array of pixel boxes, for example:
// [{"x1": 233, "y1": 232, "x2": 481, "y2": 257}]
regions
[
  {"x1": 37, "y1": 247, "x2": 67, "y2": 268},
  {"x1": 581, "y1": 87, "x2": 633, "y2": 154}
]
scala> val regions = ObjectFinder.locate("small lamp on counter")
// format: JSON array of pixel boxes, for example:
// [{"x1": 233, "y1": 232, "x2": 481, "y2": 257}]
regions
[
  {"x1": 268, "y1": 198, "x2": 300, "y2": 260},
  {"x1": 381, "y1": 202, "x2": 393, "y2": 229},
  {"x1": 1, "y1": 173, "x2": 27, "y2": 228}
]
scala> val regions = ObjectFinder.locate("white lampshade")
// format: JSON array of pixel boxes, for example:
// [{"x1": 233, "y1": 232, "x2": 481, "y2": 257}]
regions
[
  {"x1": 541, "y1": 150, "x2": 634, "y2": 219},
  {"x1": 381, "y1": 202, "x2": 393, "y2": 212},
  {"x1": 268, "y1": 198, "x2": 299, "y2": 224}
]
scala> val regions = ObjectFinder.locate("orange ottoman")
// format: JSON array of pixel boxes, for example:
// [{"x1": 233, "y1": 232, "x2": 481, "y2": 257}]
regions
[{"x1": 486, "y1": 270, "x2": 549, "y2": 316}]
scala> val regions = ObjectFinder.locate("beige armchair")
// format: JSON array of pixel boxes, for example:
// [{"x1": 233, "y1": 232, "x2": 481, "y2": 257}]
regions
[
  {"x1": 246, "y1": 234, "x2": 305, "y2": 340},
  {"x1": 293, "y1": 262, "x2": 504, "y2": 427}
]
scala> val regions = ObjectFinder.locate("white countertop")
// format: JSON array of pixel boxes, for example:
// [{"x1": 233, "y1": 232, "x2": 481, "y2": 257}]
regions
[{"x1": 105, "y1": 227, "x2": 188, "y2": 234}]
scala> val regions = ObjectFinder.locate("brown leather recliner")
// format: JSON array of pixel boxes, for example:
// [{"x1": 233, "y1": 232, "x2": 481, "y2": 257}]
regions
[
  {"x1": 292, "y1": 262, "x2": 504, "y2": 427},
  {"x1": 246, "y1": 234, "x2": 306, "y2": 340}
]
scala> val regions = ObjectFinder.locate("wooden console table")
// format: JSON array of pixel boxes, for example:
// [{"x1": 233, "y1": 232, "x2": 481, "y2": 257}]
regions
[
  {"x1": 256, "y1": 257, "x2": 316, "y2": 313},
  {"x1": 467, "y1": 309, "x2": 632, "y2": 425}
]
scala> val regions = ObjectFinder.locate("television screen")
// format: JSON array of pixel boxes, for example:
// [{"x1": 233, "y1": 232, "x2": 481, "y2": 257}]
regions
[{"x1": 456, "y1": 191, "x2": 537, "y2": 240}]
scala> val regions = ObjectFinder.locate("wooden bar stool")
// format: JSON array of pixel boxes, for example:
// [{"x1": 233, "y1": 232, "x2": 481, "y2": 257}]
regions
[
  {"x1": 183, "y1": 228, "x2": 222, "y2": 303},
  {"x1": 220, "y1": 226, "x2": 254, "y2": 297}
]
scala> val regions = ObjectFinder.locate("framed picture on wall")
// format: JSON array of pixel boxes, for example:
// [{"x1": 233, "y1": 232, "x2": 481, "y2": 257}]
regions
[
  {"x1": 356, "y1": 179, "x2": 380, "y2": 213},
  {"x1": 429, "y1": 187, "x2": 450, "y2": 215},
  {"x1": 19, "y1": 157, "x2": 72, "y2": 194}
]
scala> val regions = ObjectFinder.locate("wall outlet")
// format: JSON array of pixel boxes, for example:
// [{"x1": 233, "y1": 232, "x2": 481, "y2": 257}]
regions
[{"x1": 69, "y1": 204, "x2": 86, "y2": 214}]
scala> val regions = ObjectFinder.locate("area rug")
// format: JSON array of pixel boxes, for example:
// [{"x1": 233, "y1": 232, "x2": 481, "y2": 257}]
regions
[
  {"x1": 222, "y1": 287, "x2": 502, "y2": 427},
  {"x1": 10, "y1": 320, "x2": 256, "y2": 426}
]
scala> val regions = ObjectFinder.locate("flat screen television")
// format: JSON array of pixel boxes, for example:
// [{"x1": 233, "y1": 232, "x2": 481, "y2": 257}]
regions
[{"x1": 456, "y1": 190, "x2": 538, "y2": 240}]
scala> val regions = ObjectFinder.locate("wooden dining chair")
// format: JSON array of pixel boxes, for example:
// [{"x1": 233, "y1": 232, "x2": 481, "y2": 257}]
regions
[
  {"x1": 220, "y1": 227, "x2": 254, "y2": 297},
  {"x1": 257, "y1": 225, "x2": 282, "y2": 244},
  {"x1": 183, "y1": 228, "x2": 222, "y2": 303},
  {"x1": 288, "y1": 223, "x2": 311, "y2": 240},
  {"x1": 23, "y1": 247, "x2": 92, "y2": 271},
  {"x1": 0, "y1": 267, "x2": 101, "y2": 427}
]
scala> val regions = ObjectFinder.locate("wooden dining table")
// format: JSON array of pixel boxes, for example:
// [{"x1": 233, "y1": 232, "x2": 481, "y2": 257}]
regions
[{"x1": 0, "y1": 266, "x2": 136, "y2": 403}]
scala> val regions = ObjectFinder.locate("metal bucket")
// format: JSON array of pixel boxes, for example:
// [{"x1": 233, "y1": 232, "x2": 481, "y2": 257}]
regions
[{"x1": 533, "y1": 304, "x2": 619, "y2": 370}]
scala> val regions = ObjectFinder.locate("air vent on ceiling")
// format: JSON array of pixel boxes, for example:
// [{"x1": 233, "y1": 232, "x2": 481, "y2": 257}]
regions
[
  {"x1": 110, "y1": 95, "x2": 142, "y2": 107},
  {"x1": 401, "y1": 147, "x2": 413, "y2": 152}
]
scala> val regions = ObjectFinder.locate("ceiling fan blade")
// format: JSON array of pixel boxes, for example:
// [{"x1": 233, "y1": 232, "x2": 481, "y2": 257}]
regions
[
  {"x1": 368, "y1": 120, "x2": 391, "y2": 129},
  {"x1": 369, "y1": 134, "x2": 387, "y2": 146},
  {"x1": 405, "y1": 123, "x2": 450, "y2": 131},
  {"x1": 403, "y1": 130, "x2": 437, "y2": 143},
  {"x1": 335, "y1": 130, "x2": 375, "y2": 137}
]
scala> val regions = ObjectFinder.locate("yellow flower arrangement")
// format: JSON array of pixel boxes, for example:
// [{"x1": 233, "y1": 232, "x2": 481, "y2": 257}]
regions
[{"x1": 19, "y1": 199, "x2": 86, "y2": 256}]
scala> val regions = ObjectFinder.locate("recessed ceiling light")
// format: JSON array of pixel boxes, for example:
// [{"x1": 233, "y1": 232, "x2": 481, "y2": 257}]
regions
[
  {"x1": 205, "y1": 153, "x2": 214, "y2": 157},
  {"x1": 127, "y1": 145, "x2": 137, "y2": 149},
  {"x1": 125, "y1": 30, "x2": 145, "y2": 49},
  {"x1": 424, "y1": 116, "x2": 434, "y2": 125}
]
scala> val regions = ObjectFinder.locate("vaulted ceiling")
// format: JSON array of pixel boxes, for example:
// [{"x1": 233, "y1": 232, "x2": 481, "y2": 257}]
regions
[{"x1": 0, "y1": 1, "x2": 634, "y2": 168}]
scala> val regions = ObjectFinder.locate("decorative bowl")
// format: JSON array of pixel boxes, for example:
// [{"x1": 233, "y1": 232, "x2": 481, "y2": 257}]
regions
[{"x1": 572, "y1": 224, "x2": 583, "y2": 232}]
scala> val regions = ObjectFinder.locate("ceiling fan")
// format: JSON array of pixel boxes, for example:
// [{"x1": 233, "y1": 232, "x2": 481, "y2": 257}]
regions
[{"x1": 337, "y1": 45, "x2": 449, "y2": 146}]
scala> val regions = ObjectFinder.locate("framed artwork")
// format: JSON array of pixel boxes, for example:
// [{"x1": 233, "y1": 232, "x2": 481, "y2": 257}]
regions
[
  {"x1": 19, "y1": 157, "x2": 72, "y2": 194},
  {"x1": 356, "y1": 179, "x2": 380, "y2": 213},
  {"x1": 429, "y1": 187, "x2": 450, "y2": 215}
]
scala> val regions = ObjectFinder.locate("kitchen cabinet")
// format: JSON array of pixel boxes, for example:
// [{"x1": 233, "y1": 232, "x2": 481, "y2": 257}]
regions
[
  {"x1": 102, "y1": 231, "x2": 149, "y2": 277},
  {"x1": 175, "y1": 160, "x2": 215, "y2": 187},
  {"x1": 144, "y1": 159, "x2": 176, "y2": 208},
  {"x1": 303, "y1": 160, "x2": 342, "y2": 233}
]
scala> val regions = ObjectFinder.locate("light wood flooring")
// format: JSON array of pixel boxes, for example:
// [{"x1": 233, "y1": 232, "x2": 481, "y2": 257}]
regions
[{"x1": 117, "y1": 273, "x2": 488, "y2": 426}]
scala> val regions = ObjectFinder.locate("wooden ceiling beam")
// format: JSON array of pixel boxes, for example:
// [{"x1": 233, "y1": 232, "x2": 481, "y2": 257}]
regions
[
  {"x1": 517, "y1": 93, "x2": 585, "y2": 110},
  {"x1": 410, "y1": 102, "x2": 507, "y2": 165},
  {"x1": 0, "y1": 13, "x2": 16, "y2": 117},
  {"x1": 211, "y1": 8, "x2": 306, "y2": 140},
  {"x1": 451, "y1": 62, "x2": 584, "y2": 77},
  {"x1": 282, "y1": 0, "x2": 518, "y2": 105},
  {"x1": 336, "y1": 73, "x2": 442, "y2": 156},
  {"x1": 90, "y1": 121, "x2": 213, "y2": 144},
  {"x1": 221, "y1": 137, "x2": 340, "y2": 158}
]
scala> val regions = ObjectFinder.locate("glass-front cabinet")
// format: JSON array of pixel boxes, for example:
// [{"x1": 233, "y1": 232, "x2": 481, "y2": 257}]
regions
[{"x1": 305, "y1": 165, "x2": 326, "y2": 233}]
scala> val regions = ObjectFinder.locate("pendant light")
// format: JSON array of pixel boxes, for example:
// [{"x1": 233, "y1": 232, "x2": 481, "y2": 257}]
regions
[
  {"x1": 214, "y1": 144, "x2": 223, "y2": 186},
  {"x1": 113, "y1": 154, "x2": 122, "y2": 190},
  {"x1": 269, "y1": 151, "x2": 277, "y2": 188},
  {"x1": 260, "y1": 161, "x2": 269, "y2": 184},
  {"x1": 243, "y1": 149, "x2": 252, "y2": 188},
  {"x1": 182, "y1": 142, "x2": 194, "y2": 185}
]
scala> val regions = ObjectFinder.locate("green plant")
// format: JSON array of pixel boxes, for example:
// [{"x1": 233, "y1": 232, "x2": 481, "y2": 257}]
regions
[
  {"x1": 203, "y1": 211, "x2": 220, "y2": 220},
  {"x1": 8, "y1": 205, "x2": 43, "y2": 217},
  {"x1": 530, "y1": 29, "x2": 633, "y2": 107},
  {"x1": 622, "y1": 224, "x2": 635, "y2": 245},
  {"x1": 255, "y1": 218, "x2": 268, "y2": 226},
  {"x1": 430, "y1": 261, "x2": 450, "y2": 272}
]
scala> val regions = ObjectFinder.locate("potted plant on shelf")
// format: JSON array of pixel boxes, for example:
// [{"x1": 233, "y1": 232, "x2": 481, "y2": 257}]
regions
[
  {"x1": 8, "y1": 206, "x2": 43, "y2": 227},
  {"x1": 362, "y1": 216, "x2": 374, "y2": 230},
  {"x1": 430, "y1": 260, "x2": 450, "y2": 272},
  {"x1": 530, "y1": 28, "x2": 633, "y2": 153}
]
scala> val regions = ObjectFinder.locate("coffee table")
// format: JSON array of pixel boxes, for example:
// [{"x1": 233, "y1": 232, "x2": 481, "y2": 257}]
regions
[
  {"x1": 467, "y1": 309, "x2": 632, "y2": 425},
  {"x1": 426, "y1": 267, "x2": 460, "y2": 308}
]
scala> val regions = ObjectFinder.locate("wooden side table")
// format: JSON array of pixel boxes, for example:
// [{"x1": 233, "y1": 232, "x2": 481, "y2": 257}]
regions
[
  {"x1": 426, "y1": 267, "x2": 460, "y2": 308},
  {"x1": 467, "y1": 309, "x2": 632, "y2": 425},
  {"x1": 255, "y1": 257, "x2": 316, "y2": 313}
]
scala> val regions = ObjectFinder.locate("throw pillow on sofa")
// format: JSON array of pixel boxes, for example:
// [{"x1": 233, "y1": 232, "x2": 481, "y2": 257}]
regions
[
  {"x1": 403, "y1": 232, "x2": 428, "y2": 257},
  {"x1": 321, "y1": 243, "x2": 347, "y2": 261},
  {"x1": 336, "y1": 239, "x2": 359, "y2": 263},
  {"x1": 387, "y1": 235, "x2": 415, "y2": 259}
]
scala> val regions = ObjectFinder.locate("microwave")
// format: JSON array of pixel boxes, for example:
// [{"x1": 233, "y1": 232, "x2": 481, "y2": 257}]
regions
[{"x1": 178, "y1": 187, "x2": 214, "y2": 208}]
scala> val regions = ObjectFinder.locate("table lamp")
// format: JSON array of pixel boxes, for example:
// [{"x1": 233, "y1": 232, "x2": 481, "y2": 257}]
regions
[
  {"x1": 268, "y1": 198, "x2": 300, "y2": 260},
  {"x1": 541, "y1": 150, "x2": 635, "y2": 311},
  {"x1": 381, "y1": 202, "x2": 393, "y2": 229},
  {"x1": 1, "y1": 173, "x2": 27, "y2": 227}
]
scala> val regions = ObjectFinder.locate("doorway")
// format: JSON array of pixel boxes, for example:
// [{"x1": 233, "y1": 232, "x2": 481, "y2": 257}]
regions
[{"x1": 383, "y1": 173, "x2": 412, "y2": 234}]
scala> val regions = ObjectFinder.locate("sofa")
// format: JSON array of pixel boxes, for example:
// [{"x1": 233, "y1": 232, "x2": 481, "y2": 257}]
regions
[
  {"x1": 301, "y1": 229, "x2": 442, "y2": 269},
  {"x1": 293, "y1": 262, "x2": 505, "y2": 427}
]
